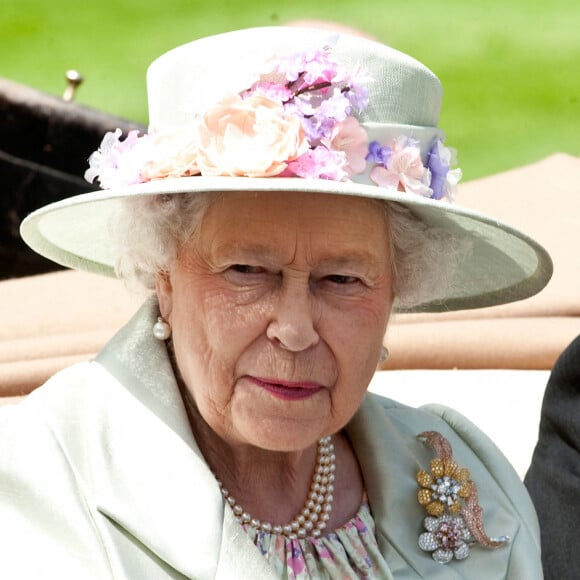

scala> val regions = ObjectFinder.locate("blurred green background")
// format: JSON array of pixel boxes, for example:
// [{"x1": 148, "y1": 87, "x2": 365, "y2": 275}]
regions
[{"x1": 2, "y1": 0, "x2": 578, "y2": 180}]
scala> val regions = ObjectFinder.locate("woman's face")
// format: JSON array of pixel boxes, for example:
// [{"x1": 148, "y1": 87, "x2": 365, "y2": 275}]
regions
[{"x1": 156, "y1": 191, "x2": 394, "y2": 451}]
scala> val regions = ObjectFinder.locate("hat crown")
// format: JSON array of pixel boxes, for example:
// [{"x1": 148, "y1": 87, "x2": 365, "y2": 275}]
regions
[{"x1": 146, "y1": 26, "x2": 442, "y2": 133}]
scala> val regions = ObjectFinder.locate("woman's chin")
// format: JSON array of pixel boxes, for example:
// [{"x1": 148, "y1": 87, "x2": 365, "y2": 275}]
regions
[
  {"x1": 240, "y1": 427, "x2": 329, "y2": 453},
  {"x1": 231, "y1": 394, "x2": 334, "y2": 451}
]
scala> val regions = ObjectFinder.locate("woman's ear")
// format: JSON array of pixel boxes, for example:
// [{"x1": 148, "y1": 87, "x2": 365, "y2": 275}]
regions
[{"x1": 155, "y1": 271, "x2": 173, "y2": 321}]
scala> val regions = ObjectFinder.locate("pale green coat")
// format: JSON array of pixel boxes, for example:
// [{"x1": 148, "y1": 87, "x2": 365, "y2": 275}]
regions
[{"x1": 0, "y1": 301, "x2": 542, "y2": 579}]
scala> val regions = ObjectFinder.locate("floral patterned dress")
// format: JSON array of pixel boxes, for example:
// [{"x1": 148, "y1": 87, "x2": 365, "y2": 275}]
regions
[{"x1": 241, "y1": 498, "x2": 389, "y2": 579}]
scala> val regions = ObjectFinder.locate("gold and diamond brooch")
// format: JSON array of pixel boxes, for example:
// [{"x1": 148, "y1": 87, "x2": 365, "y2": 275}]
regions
[{"x1": 416, "y1": 431, "x2": 510, "y2": 564}]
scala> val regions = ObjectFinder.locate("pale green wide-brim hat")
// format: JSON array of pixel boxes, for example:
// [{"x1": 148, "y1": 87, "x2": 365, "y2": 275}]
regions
[{"x1": 20, "y1": 26, "x2": 552, "y2": 312}]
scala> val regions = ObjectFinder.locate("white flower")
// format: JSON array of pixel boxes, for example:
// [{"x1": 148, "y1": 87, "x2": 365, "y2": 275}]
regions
[{"x1": 419, "y1": 515, "x2": 472, "y2": 564}]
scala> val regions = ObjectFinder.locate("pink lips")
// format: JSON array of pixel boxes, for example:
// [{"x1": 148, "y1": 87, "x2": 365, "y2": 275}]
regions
[{"x1": 247, "y1": 376, "x2": 323, "y2": 401}]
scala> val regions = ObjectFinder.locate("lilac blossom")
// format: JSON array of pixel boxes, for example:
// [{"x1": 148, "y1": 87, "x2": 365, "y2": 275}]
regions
[
  {"x1": 345, "y1": 83, "x2": 369, "y2": 113},
  {"x1": 276, "y1": 47, "x2": 338, "y2": 87},
  {"x1": 299, "y1": 114, "x2": 335, "y2": 143},
  {"x1": 317, "y1": 88, "x2": 352, "y2": 122}
]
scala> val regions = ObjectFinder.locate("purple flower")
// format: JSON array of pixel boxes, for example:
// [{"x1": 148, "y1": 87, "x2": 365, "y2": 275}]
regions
[
  {"x1": 427, "y1": 142, "x2": 450, "y2": 200},
  {"x1": 317, "y1": 88, "x2": 352, "y2": 121},
  {"x1": 297, "y1": 113, "x2": 335, "y2": 143},
  {"x1": 342, "y1": 64, "x2": 372, "y2": 112},
  {"x1": 366, "y1": 141, "x2": 392, "y2": 165},
  {"x1": 427, "y1": 139, "x2": 462, "y2": 201},
  {"x1": 292, "y1": 83, "x2": 350, "y2": 119},
  {"x1": 276, "y1": 52, "x2": 309, "y2": 83},
  {"x1": 345, "y1": 83, "x2": 369, "y2": 113},
  {"x1": 286, "y1": 95, "x2": 315, "y2": 118}
]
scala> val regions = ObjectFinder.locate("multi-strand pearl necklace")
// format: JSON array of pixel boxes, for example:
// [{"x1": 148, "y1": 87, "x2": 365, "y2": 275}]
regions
[{"x1": 218, "y1": 436, "x2": 335, "y2": 539}]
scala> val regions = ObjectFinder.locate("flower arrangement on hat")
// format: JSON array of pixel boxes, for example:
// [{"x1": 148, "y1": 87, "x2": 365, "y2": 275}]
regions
[{"x1": 85, "y1": 45, "x2": 461, "y2": 202}]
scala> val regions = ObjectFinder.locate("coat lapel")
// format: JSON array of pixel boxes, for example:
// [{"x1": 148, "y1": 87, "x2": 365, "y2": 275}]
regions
[
  {"x1": 87, "y1": 300, "x2": 274, "y2": 580},
  {"x1": 89, "y1": 299, "x2": 278, "y2": 579},
  {"x1": 87, "y1": 373, "x2": 275, "y2": 579},
  {"x1": 347, "y1": 396, "x2": 414, "y2": 578},
  {"x1": 215, "y1": 508, "x2": 279, "y2": 579},
  {"x1": 89, "y1": 302, "x2": 223, "y2": 578}
]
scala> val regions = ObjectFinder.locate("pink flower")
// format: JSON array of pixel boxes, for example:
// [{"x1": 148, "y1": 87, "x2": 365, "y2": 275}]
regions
[
  {"x1": 322, "y1": 116, "x2": 368, "y2": 176},
  {"x1": 277, "y1": 47, "x2": 338, "y2": 86},
  {"x1": 84, "y1": 129, "x2": 151, "y2": 189},
  {"x1": 286, "y1": 146, "x2": 348, "y2": 181},
  {"x1": 300, "y1": 48, "x2": 339, "y2": 86},
  {"x1": 369, "y1": 136, "x2": 432, "y2": 196},
  {"x1": 287, "y1": 539, "x2": 307, "y2": 575},
  {"x1": 140, "y1": 132, "x2": 200, "y2": 181},
  {"x1": 195, "y1": 94, "x2": 309, "y2": 177},
  {"x1": 316, "y1": 543, "x2": 333, "y2": 561},
  {"x1": 245, "y1": 81, "x2": 293, "y2": 104}
]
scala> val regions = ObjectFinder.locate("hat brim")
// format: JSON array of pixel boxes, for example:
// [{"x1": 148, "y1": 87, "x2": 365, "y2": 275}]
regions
[{"x1": 19, "y1": 175, "x2": 553, "y2": 313}]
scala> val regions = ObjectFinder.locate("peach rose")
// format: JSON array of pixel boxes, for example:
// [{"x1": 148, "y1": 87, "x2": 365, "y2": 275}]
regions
[
  {"x1": 140, "y1": 132, "x2": 200, "y2": 181},
  {"x1": 195, "y1": 94, "x2": 309, "y2": 177}
]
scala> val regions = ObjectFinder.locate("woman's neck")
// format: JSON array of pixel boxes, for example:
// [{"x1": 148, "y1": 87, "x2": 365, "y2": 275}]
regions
[
  {"x1": 183, "y1": 388, "x2": 319, "y2": 524},
  {"x1": 180, "y1": 380, "x2": 365, "y2": 531}
]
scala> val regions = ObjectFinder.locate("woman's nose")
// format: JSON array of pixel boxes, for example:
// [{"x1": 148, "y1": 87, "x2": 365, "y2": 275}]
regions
[{"x1": 266, "y1": 280, "x2": 319, "y2": 352}]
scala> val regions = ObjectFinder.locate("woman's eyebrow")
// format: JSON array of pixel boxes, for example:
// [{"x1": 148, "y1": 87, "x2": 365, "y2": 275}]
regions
[
  {"x1": 212, "y1": 241, "x2": 280, "y2": 261},
  {"x1": 314, "y1": 248, "x2": 386, "y2": 270}
]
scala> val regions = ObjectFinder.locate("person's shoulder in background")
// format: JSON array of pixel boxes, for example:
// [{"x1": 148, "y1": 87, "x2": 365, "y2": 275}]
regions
[{"x1": 525, "y1": 335, "x2": 580, "y2": 580}]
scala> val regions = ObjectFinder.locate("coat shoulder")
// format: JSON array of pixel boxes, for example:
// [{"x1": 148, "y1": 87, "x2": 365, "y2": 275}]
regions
[
  {"x1": 0, "y1": 362, "x2": 114, "y2": 578},
  {"x1": 353, "y1": 392, "x2": 543, "y2": 579}
]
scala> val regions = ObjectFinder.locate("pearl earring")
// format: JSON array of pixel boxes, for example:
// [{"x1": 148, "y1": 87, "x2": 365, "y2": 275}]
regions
[
  {"x1": 153, "y1": 316, "x2": 171, "y2": 340},
  {"x1": 379, "y1": 346, "x2": 389, "y2": 364}
]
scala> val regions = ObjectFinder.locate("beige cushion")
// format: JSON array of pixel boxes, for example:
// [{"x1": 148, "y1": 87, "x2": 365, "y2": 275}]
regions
[
  {"x1": 384, "y1": 153, "x2": 580, "y2": 370},
  {"x1": 0, "y1": 271, "x2": 138, "y2": 396},
  {"x1": 369, "y1": 369, "x2": 550, "y2": 478}
]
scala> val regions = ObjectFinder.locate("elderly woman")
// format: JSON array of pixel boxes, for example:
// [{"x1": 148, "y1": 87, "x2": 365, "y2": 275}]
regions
[{"x1": 0, "y1": 27, "x2": 550, "y2": 579}]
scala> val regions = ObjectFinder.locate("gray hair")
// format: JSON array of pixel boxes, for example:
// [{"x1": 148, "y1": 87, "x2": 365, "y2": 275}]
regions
[{"x1": 113, "y1": 192, "x2": 470, "y2": 310}]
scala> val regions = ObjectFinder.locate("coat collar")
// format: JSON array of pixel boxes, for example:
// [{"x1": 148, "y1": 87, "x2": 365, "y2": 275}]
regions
[{"x1": 346, "y1": 396, "x2": 423, "y2": 577}]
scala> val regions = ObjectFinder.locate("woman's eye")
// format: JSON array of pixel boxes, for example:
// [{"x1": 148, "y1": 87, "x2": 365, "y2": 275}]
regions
[
  {"x1": 223, "y1": 264, "x2": 274, "y2": 290},
  {"x1": 229, "y1": 264, "x2": 264, "y2": 274},
  {"x1": 326, "y1": 274, "x2": 359, "y2": 285}
]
